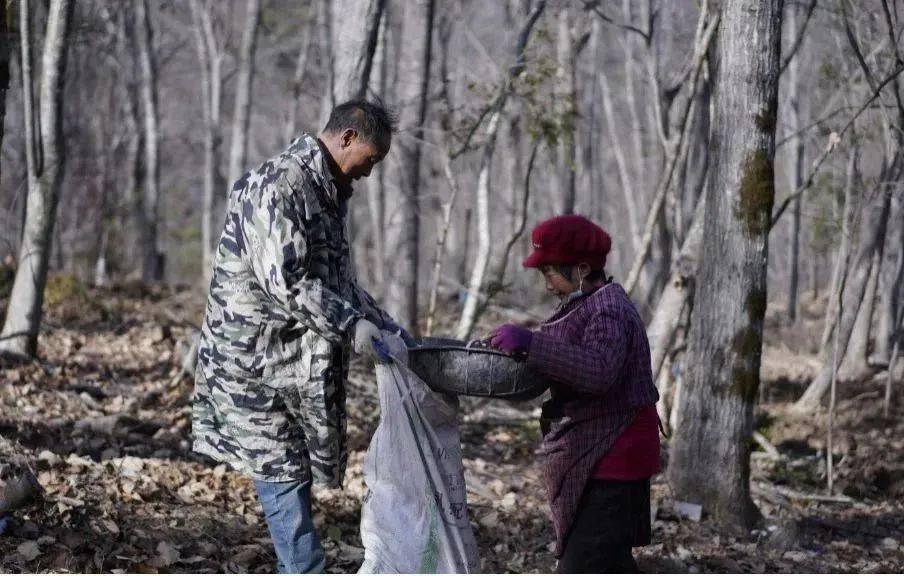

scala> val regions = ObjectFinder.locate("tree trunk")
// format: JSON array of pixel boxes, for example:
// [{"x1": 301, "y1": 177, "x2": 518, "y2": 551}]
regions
[
  {"x1": 876, "y1": 194, "x2": 904, "y2": 363},
  {"x1": 648, "y1": 198, "x2": 705, "y2": 383},
  {"x1": 668, "y1": 0, "x2": 783, "y2": 532},
  {"x1": 134, "y1": 0, "x2": 164, "y2": 282},
  {"x1": 821, "y1": 148, "x2": 860, "y2": 349},
  {"x1": 456, "y1": 110, "x2": 502, "y2": 340},
  {"x1": 796, "y1": 185, "x2": 895, "y2": 410},
  {"x1": 455, "y1": 1, "x2": 546, "y2": 340},
  {"x1": 598, "y1": 65, "x2": 641, "y2": 250},
  {"x1": 622, "y1": 7, "x2": 720, "y2": 297},
  {"x1": 384, "y1": 0, "x2": 435, "y2": 333},
  {"x1": 364, "y1": 10, "x2": 390, "y2": 290},
  {"x1": 226, "y1": 0, "x2": 261, "y2": 188},
  {"x1": 619, "y1": 0, "x2": 646, "y2": 202},
  {"x1": 323, "y1": 0, "x2": 386, "y2": 308},
  {"x1": 92, "y1": 83, "x2": 115, "y2": 288},
  {"x1": 123, "y1": 81, "x2": 144, "y2": 282},
  {"x1": 843, "y1": 250, "x2": 882, "y2": 377},
  {"x1": 326, "y1": 0, "x2": 386, "y2": 107},
  {"x1": 684, "y1": 76, "x2": 712, "y2": 239},
  {"x1": 0, "y1": 0, "x2": 74, "y2": 360},
  {"x1": 586, "y1": 19, "x2": 602, "y2": 224},
  {"x1": 286, "y1": 15, "x2": 315, "y2": 144},
  {"x1": 0, "y1": 0, "x2": 10, "y2": 175},
  {"x1": 318, "y1": 0, "x2": 334, "y2": 126},
  {"x1": 555, "y1": 6, "x2": 578, "y2": 214},
  {"x1": 190, "y1": 0, "x2": 224, "y2": 281},
  {"x1": 784, "y1": 3, "x2": 804, "y2": 321}
]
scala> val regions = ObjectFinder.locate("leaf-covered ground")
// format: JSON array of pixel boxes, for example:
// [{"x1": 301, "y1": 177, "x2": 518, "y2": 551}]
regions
[{"x1": 1, "y1": 284, "x2": 902, "y2": 572}]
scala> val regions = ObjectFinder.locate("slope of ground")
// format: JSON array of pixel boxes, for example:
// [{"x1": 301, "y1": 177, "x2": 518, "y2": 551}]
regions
[{"x1": 0, "y1": 284, "x2": 902, "y2": 572}]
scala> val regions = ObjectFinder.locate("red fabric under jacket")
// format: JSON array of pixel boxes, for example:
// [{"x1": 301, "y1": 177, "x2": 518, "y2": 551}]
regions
[
  {"x1": 526, "y1": 283, "x2": 660, "y2": 556},
  {"x1": 592, "y1": 405, "x2": 661, "y2": 480}
]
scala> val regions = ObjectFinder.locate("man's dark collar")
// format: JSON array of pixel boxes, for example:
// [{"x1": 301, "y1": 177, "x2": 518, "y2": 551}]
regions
[{"x1": 315, "y1": 138, "x2": 354, "y2": 202}]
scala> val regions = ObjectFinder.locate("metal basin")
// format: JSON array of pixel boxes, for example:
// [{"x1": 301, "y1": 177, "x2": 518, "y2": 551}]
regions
[{"x1": 407, "y1": 337, "x2": 550, "y2": 401}]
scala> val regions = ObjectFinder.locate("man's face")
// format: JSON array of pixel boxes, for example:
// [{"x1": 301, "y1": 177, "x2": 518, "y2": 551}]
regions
[{"x1": 334, "y1": 129, "x2": 389, "y2": 183}]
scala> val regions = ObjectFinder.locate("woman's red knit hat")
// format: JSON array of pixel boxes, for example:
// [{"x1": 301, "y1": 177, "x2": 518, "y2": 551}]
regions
[{"x1": 522, "y1": 214, "x2": 612, "y2": 270}]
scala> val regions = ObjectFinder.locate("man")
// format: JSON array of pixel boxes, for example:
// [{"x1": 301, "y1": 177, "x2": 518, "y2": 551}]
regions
[{"x1": 193, "y1": 100, "x2": 409, "y2": 573}]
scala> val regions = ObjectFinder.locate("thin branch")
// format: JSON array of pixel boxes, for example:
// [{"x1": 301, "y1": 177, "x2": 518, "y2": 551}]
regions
[
  {"x1": 775, "y1": 103, "x2": 890, "y2": 148},
  {"x1": 470, "y1": 140, "x2": 541, "y2": 320},
  {"x1": 780, "y1": 0, "x2": 818, "y2": 75},
  {"x1": 449, "y1": 0, "x2": 546, "y2": 159},
  {"x1": 839, "y1": 0, "x2": 878, "y2": 91},
  {"x1": 770, "y1": 64, "x2": 904, "y2": 228},
  {"x1": 577, "y1": 0, "x2": 650, "y2": 43},
  {"x1": 491, "y1": 139, "x2": 540, "y2": 286},
  {"x1": 880, "y1": 0, "x2": 903, "y2": 66},
  {"x1": 425, "y1": 155, "x2": 461, "y2": 335},
  {"x1": 623, "y1": 11, "x2": 720, "y2": 296}
]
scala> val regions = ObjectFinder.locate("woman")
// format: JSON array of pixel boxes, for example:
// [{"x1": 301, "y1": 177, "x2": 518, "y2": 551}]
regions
[{"x1": 489, "y1": 214, "x2": 660, "y2": 573}]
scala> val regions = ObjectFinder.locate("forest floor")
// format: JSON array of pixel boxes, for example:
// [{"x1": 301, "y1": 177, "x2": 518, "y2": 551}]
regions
[{"x1": 1, "y1": 281, "x2": 903, "y2": 573}]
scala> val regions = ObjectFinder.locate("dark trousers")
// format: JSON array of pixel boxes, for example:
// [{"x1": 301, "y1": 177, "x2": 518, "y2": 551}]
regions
[{"x1": 557, "y1": 478, "x2": 651, "y2": 574}]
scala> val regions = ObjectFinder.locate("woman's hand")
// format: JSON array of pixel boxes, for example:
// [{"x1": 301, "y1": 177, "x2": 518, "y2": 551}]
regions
[{"x1": 489, "y1": 324, "x2": 534, "y2": 356}]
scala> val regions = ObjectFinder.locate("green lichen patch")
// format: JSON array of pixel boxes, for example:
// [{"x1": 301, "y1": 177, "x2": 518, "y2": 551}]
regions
[
  {"x1": 755, "y1": 109, "x2": 777, "y2": 134},
  {"x1": 731, "y1": 291, "x2": 766, "y2": 400},
  {"x1": 744, "y1": 289, "x2": 767, "y2": 323},
  {"x1": 731, "y1": 327, "x2": 762, "y2": 401},
  {"x1": 736, "y1": 150, "x2": 775, "y2": 237}
]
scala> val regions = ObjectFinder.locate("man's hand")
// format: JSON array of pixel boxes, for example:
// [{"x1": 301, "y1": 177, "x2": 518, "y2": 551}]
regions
[
  {"x1": 381, "y1": 330, "x2": 408, "y2": 364},
  {"x1": 382, "y1": 317, "x2": 417, "y2": 348},
  {"x1": 353, "y1": 319, "x2": 391, "y2": 363}
]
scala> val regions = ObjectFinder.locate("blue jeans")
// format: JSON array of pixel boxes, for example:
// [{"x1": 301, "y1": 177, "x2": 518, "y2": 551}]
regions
[{"x1": 254, "y1": 479, "x2": 326, "y2": 573}]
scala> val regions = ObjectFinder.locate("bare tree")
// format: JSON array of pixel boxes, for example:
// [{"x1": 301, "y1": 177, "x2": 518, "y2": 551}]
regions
[
  {"x1": 795, "y1": 2, "x2": 904, "y2": 409},
  {"x1": 226, "y1": 0, "x2": 261, "y2": 188},
  {"x1": 783, "y1": 2, "x2": 806, "y2": 321},
  {"x1": 554, "y1": 5, "x2": 588, "y2": 214},
  {"x1": 190, "y1": 0, "x2": 224, "y2": 278},
  {"x1": 364, "y1": 10, "x2": 391, "y2": 290},
  {"x1": 821, "y1": 148, "x2": 861, "y2": 350},
  {"x1": 323, "y1": 0, "x2": 386, "y2": 110},
  {"x1": 0, "y1": 0, "x2": 10, "y2": 174},
  {"x1": 668, "y1": 0, "x2": 783, "y2": 530},
  {"x1": 877, "y1": 194, "x2": 904, "y2": 363},
  {"x1": 796, "y1": 186, "x2": 895, "y2": 410},
  {"x1": 0, "y1": 0, "x2": 75, "y2": 360},
  {"x1": 455, "y1": 0, "x2": 547, "y2": 340},
  {"x1": 134, "y1": 0, "x2": 164, "y2": 282},
  {"x1": 384, "y1": 0, "x2": 435, "y2": 333},
  {"x1": 845, "y1": 247, "x2": 883, "y2": 375},
  {"x1": 285, "y1": 12, "x2": 316, "y2": 144},
  {"x1": 619, "y1": 3, "x2": 720, "y2": 296}
]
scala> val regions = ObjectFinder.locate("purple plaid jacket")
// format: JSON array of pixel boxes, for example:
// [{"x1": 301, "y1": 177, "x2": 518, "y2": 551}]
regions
[{"x1": 526, "y1": 282, "x2": 659, "y2": 555}]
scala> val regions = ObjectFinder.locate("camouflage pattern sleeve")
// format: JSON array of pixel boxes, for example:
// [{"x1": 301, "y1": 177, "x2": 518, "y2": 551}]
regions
[
  {"x1": 351, "y1": 283, "x2": 392, "y2": 329},
  {"x1": 242, "y1": 169, "x2": 364, "y2": 344}
]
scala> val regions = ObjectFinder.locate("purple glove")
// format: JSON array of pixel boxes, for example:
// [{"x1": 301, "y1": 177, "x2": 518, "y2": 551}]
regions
[{"x1": 489, "y1": 324, "x2": 534, "y2": 356}]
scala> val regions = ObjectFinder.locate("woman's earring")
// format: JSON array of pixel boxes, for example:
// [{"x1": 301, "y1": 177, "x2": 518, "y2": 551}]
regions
[{"x1": 578, "y1": 276, "x2": 585, "y2": 293}]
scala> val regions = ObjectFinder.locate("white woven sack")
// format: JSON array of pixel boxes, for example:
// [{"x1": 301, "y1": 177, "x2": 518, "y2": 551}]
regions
[{"x1": 358, "y1": 357, "x2": 479, "y2": 574}]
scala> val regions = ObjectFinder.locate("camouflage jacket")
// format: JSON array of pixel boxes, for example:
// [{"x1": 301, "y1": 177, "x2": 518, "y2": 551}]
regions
[{"x1": 192, "y1": 134, "x2": 390, "y2": 485}]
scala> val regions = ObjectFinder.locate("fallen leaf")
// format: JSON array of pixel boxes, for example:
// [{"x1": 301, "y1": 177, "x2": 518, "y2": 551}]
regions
[
  {"x1": 230, "y1": 546, "x2": 259, "y2": 565},
  {"x1": 37, "y1": 450, "x2": 61, "y2": 467},
  {"x1": 102, "y1": 518, "x2": 120, "y2": 535},
  {"x1": 17, "y1": 541, "x2": 41, "y2": 562},
  {"x1": 479, "y1": 512, "x2": 499, "y2": 528},
  {"x1": 153, "y1": 541, "x2": 180, "y2": 567}
]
